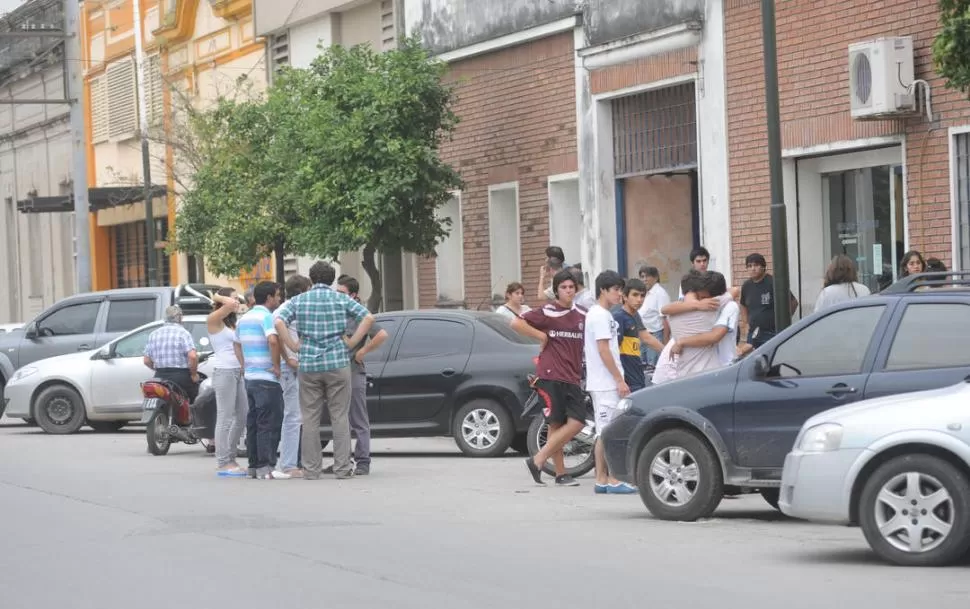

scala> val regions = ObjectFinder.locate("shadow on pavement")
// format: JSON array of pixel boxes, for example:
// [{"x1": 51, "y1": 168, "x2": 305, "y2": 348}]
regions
[{"x1": 785, "y1": 547, "x2": 886, "y2": 566}]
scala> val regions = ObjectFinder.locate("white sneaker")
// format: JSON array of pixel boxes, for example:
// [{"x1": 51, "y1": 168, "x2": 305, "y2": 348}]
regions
[{"x1": 267, "y1": 469, "x2": 292, "y2": 480}]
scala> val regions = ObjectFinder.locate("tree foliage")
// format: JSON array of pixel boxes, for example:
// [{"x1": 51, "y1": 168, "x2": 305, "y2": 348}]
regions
[
  {"x1": 173, "y1": 36, "x2": 463, "y2": 307},
  {"x1": 934, "y1": 0, "x2": 970, "y2": 94}
]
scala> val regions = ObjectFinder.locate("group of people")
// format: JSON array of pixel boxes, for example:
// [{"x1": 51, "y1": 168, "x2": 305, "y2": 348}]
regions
[{"x1": 143, "y1": 261, "x2": 388, "y2": 481}]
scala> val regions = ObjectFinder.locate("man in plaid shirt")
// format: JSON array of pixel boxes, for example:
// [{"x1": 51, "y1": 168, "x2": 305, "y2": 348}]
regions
[
  {"x1": 143, "y1": 305, "x2": 200, "y2": 401},
  {"x1": 275, "y1": 261, "x2": 374, "y2": 480}
]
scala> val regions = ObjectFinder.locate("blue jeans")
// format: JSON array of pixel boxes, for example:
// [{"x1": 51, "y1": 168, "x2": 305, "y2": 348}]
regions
[
  {"x1": 245, "y1": 379, "x2": 284, "y2": 475},
  {"x1": 643, "y1": 330, "x2": 665, "y2": 366}
]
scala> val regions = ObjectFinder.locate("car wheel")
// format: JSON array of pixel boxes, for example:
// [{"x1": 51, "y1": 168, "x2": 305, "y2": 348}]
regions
[
  {"x1": 526, "y1": 414, "x2": 596, "y2": 478},
  {"x1": 88, "y1": 420, "x2": 126, "y2": 433},
  {"x1": 33, "y1": 385, "x2": 86, "y2": 435},
  {"x1": 859, "y1": 454, "x2": 970, "y2": 567},
  {"x1": 510, "y1": 433, "x2": 529, "y2": 455},
  {"x1": 453, "y1": 399, "x2": 514, "y2": 458},
  {"x1": 760, "y1": 488, "x2": 781, "y2": 511},
  {"x1": 636, "y1": 429, "x2": 723, "y2": 521}
]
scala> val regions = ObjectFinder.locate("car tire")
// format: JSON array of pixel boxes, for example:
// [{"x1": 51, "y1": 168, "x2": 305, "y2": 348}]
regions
[
  {"x1": 33, "y1": 385, "x2": 86, "y2": 435},
  {"x1": 859, "y1": 454, "x2": 970, "y2": 567},
  {"x1": 760, "y1": 488, "x2": 781, "y2": 511},
  {"x1": 510, "y1": 433, "x2": 529, "y2": 455},
  {"x1": 453, "y1": 399, "x2": 514, "y2": 458},
  {"x1": 88, "y1": 420, "x2": 126, "y2": 433},
  {"x1": 636, "y1": 428, "x2": 723, "y2": 522}
]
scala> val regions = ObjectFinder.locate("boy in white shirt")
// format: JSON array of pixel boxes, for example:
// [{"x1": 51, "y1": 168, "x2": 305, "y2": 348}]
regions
[{"x1": 584, "y1": 270, "x2": 636, "y2": 495}]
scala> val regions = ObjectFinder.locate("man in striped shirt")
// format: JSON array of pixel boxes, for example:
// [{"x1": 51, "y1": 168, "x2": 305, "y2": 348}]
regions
[
  {"x1": 236, "y1": 281, "x2": 284, "y2": 480},
  {"x1": 275, "y1": 261, "x2": 374, "y2": 480}
]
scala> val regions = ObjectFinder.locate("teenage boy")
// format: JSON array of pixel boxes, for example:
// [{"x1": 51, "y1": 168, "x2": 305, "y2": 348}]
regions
[
  {"x1": 585, "y1": 270, "x2": 637, "y2": 495},
  {"x1": 738, "y1": 253, "x2": 798, "y2": 355},
  {"x1": 612, "y1": 278, "x2": 664, "y2": 392},
  {"x1": 512, "y1": 269, "x2": 586, "y2": 487}
]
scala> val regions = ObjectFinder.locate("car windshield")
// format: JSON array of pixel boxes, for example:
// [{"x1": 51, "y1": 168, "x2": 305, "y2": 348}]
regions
[{"x1": 478, "y1": 315, "x2": 540, "y2": 344}]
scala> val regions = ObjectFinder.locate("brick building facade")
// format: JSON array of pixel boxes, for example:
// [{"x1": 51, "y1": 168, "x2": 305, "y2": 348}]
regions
[
  {"x1": 725, "y1": 0, "x2": 969, "y2": 312},
  {"x1": 417, "y1": 31, "x2": 577, "y2": 309}
]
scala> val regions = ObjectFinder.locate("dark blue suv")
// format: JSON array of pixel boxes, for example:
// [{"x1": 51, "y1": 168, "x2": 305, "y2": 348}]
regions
[{"x1": 602, "y1": 272, "x2": 970, "y2": 521}]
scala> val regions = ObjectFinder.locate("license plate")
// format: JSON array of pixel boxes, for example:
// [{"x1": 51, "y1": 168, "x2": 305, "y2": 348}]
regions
[{"x1": 140, "y1": 399, "x2": 161, "y2": 423}]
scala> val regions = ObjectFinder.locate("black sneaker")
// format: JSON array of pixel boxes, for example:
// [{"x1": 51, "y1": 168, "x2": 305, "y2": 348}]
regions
[
  {"x1": 555, "y1": 475, "x2": 580, "y2": 487},
  {"x1": 354, "y1": 463, "x2": 370, "y2": 476},
  {"x1": 525, "y1": 458, "x2": 545, "y2": 485}
]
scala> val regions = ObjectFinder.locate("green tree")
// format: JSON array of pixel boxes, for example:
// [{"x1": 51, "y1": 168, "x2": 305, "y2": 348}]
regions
[
  {"x1": 173, "y1": 36, "x2": 462, "y2": 309},
  {"x1": 934, "y1": 0, "x2": 970, "y2": 94},
  {"x1": 268, "y1": 36, "x2": 463, "y2": 310}
]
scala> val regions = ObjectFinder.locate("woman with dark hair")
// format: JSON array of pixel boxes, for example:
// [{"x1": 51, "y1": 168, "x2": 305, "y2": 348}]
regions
[
  {"x1": 208, "y1": 287, "x2": 247, "y2": 477},
  {"x1": 900, "y1": 250, "x2": 926, "y2": 278},
  {"x1": 496, "y1": 281, "x2": 532, "y2": 319},
  {"x1": 814, "y1": 254, "x2": 870, "y2": 312}
]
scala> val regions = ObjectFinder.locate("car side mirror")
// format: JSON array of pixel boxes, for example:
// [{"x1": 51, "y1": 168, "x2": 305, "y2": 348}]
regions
[
  {"x1": 752, "y1": 354, "x2": 770, "y2": 378},
  {"x1": 93, "y1": 345, "x2": 112, "y2": 360},
  {"x1": 23, "y1": 322, "x2": 37, "y2": 339}
]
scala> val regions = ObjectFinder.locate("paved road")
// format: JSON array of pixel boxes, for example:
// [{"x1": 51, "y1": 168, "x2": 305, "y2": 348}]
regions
[{"x1": 1, "y1": 419, "x2": 968, "y2": 609}]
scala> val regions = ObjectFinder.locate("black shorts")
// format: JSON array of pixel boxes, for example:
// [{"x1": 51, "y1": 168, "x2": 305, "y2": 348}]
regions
[{"x1": 534, "y1": 379, "x2": 586, "y2": 425}]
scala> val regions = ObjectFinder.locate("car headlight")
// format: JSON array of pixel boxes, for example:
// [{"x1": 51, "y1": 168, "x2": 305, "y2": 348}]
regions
[
  {"x1": 798, "y1": 423, "x2": 843, "y2": 452},
  {"x1": 9, "y1": 366, "x2": 39, "y2": 383},
  {"x1": 616, "y1": 398, "x2": 633, "y2": 412}
]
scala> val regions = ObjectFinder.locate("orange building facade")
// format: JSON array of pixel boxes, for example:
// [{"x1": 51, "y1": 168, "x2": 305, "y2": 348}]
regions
[{"x1": 81, "y1": 0, "x2": 267, "y2": 291}]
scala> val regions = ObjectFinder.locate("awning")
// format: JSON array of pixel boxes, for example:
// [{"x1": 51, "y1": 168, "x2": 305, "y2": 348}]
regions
[{"x1": 16, "y1": 185, "x2": 169, "y2": 214}]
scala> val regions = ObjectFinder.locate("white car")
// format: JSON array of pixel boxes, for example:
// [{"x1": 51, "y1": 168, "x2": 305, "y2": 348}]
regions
[
  {"x1": 3, "y1": 315, "x2": 215, "y2": 434},
  {"x1": 780, "y1": 381, "x2": 970, "y2": 567}
]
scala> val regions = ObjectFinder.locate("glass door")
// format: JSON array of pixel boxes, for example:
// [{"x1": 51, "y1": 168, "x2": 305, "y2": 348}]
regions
[{"x1": 822, "y1": 165, "x2": 901, "y2": 294}]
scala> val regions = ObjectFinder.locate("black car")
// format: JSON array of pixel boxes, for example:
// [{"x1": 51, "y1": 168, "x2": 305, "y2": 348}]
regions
[
  {"x1": 603, "y1": 272, "x2": 970, "y2": 521},
  {"x1": 317, "y1": 309, "x2": 540, "y2": 457}
]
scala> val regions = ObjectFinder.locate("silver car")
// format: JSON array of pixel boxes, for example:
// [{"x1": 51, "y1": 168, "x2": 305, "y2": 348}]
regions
[
  {"x1": 2, "y1": 315, "x2": 215, "y2": 434},
  {"x1": 779, "y1": 381, "x2": 970, "y2": 567}
]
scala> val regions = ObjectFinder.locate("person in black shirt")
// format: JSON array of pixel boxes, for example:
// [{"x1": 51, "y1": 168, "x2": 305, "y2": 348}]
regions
[{"x1": 738, "y1": 253, "x2": 798, "y2": 355}]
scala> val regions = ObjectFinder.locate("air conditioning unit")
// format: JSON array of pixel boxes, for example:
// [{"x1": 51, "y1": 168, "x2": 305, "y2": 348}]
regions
[{"x1": 848, "y1": 37, "x2": 916, "y2": 119}]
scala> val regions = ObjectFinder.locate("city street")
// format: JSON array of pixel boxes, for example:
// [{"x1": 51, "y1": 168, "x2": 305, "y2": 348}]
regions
[{"x1": 1, "y1": 419, "x2": 969, "y2": 609}]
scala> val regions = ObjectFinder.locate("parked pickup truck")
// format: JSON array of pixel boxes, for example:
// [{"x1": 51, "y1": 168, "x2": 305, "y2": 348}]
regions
[{"x1": 0, "y1": 284, "x2": 221, "y2": 419}]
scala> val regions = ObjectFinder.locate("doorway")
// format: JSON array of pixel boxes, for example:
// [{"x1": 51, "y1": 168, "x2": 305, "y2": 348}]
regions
[{"x1": 822, "y1": 164, "x2": 904, "y2": 293}]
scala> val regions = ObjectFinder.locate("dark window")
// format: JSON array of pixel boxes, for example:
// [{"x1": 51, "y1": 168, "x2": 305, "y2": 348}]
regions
[
  {"x1": 886, "y1": 303, "x2": 970, "y2": 370},
  {"x1": 771, "y1": 305, "x2": 885, "y2": 378},
  {"x1": 366, "y1": 318, "x2": 400, "y2": 364},
  {"x1": 106, "y1": 299, "x2": 156, "y2": 332},
  {"x1": 395, "y1": 319, "x2": 471, "y2": 359},
  {"x1": 114, "y1": 324, "x2": 158, "y2": 358},
  {"x1": 186, "y1": 321, "x2": 214, "y2": 353},
  {"x1": 479, "y1": 314, "x2": 541, "y2": 344},
  {"x1": 38, "y1": 301, "x2": 101, "y2": 336}
]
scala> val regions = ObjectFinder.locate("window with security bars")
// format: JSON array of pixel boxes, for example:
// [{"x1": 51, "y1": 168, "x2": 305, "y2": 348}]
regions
[
  {"x1": 113, "y1": 221, "x2": 171, "y2": 288},
  {"x1": 954, "y1": 132, "x2": 970, "y2": 271},
  {"x1": 611, "y1": 83, "x2": 697, "y2": 177}
]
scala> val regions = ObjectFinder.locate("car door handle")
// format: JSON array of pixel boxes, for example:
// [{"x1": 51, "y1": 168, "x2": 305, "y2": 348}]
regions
[
  {"x1": 77, "y1": 344, "x2": 91, "y2": 351},
  {"x1": 440, "y1": 368, "x2": 456, "y2": 377},
  {"x1": 826, "y1": 384, "x2": 857, "y2": 396}
]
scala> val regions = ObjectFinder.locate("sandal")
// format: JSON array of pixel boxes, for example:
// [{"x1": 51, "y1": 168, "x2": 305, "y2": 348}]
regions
[{"x1": 217, "y1": 466, "x2": 247, "y2": 477}]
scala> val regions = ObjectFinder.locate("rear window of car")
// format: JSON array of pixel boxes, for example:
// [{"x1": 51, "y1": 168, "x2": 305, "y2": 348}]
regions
[{"x1": 478, "y1": 315, "x2": 540, "y2": 345}]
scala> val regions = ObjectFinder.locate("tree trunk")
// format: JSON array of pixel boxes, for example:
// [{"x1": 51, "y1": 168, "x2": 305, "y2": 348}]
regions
[
  {"x1": 274, "y1": 235, "x2": 286, "y2": 285},
  {"x1": 361, "y1": 243, "x2": 382, "y2": 313}
]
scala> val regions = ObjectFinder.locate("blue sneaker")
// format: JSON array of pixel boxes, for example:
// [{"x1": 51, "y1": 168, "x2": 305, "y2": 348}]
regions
[
  {"x1": 607, "y1": 482, "x2": 637, "y2": 494},
  {"x1": 594, "y1": 483, "x2": 609, "y2": 494}
]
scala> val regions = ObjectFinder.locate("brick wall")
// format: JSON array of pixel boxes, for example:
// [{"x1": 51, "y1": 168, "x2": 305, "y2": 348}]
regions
[
  {"x1": 725, "y1": 0, "x2": 970, "y2": 281},
  {"x1": 417, "y1": 31, "x2": 577, "y2": 309}
]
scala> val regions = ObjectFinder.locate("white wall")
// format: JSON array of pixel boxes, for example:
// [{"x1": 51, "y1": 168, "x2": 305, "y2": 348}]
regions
[{"x1": 0, "y1": 63, "x2": 76, "y2": 323}]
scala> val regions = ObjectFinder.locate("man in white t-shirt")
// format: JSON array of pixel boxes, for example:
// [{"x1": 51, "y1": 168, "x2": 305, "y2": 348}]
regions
[
  {"x1": 637, "y1": 265, "x2": 670, "y2": 365},
  {"x1": 584, "y1": 270, "x2": 636, "y2": 495}
]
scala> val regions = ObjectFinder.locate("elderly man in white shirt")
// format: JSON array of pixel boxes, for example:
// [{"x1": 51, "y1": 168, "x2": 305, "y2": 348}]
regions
[{"x1": 637, "y1": 265, "x2": 670, "y2": 366}]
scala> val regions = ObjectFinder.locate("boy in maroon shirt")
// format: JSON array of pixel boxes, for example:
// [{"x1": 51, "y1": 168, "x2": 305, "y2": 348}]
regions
[{"x1": 512, "y1": 269, "x2": 586, "y2": 486}]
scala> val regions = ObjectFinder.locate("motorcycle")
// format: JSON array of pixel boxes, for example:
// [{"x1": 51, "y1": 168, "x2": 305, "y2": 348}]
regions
[
  {"x1": 523, "y1": 363, "x2": 655, "y2": 479},
  {"x1": 141, "y1": 373, "x2": 217, "y2": 456}
]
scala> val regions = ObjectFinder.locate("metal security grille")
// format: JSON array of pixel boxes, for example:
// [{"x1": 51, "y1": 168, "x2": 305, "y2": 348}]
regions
[
  {"x1": 113, "y1": 221, "x2": 171, "y2": 288},
  {"x1": 955, "y1": 133, "x2": 970, "y2": 271},
  {"x1": 270, "y1": 33, "x2": 289, "y2": 75},
  {"x1": 612, "y1": 83, "x2": 697, "y2": 177}
]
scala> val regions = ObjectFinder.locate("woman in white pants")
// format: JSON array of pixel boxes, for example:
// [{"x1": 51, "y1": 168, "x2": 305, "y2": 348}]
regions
[{"x1": 208, "y1": 288, "x2": 248, "y2": 477}]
